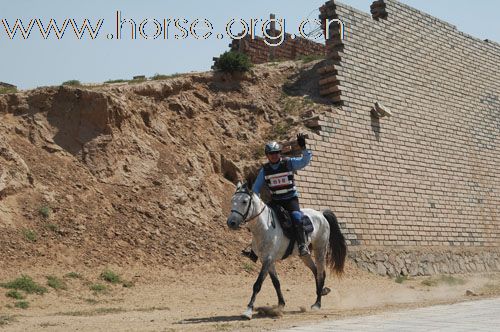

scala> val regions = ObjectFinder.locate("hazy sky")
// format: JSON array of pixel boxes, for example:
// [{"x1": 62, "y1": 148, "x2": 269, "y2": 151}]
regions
[{"x1": 1, "y1": 0, "x2": 499, "y2": 89}]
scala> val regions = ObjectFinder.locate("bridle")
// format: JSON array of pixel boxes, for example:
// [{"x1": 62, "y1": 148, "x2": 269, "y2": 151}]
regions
[{"x1": 230, "y1": 190, "x2": 266, "y2": 225}]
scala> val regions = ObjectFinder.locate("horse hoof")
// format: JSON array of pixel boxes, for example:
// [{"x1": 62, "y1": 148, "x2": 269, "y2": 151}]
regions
[
  {"x1": 321, "y1": 287, "x2": 331, "y2": 296},
  {"x1": 311, "y1": 303, "x2": 321, "y2": 311},
  {"x1": 242, "y1": 308, "x2": 253, "y2": 320}
]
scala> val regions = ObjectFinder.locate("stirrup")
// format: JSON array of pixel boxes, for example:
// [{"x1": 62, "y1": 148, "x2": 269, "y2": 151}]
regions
[{"x1": 298, "y1": 245, "x2": 310, "y2": 256}]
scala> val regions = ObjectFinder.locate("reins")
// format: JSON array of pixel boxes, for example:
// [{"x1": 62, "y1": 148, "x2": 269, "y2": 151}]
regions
[
  {"x1": 245, "y1": 204, "x2": 267, "y2": 223},
  {"x1": 230, "y1": 191, "x2": 268, "y2": 226}
]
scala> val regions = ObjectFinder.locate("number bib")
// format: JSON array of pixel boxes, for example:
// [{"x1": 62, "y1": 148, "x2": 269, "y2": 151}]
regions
[{"x1": 269, "y1": 175, "x2": 290, "y2": 188}]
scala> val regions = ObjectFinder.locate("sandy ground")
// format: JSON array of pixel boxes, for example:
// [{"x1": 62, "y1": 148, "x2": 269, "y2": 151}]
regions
[{"x1": 1, "y1": 260, "x2": 499, "y2": 332}]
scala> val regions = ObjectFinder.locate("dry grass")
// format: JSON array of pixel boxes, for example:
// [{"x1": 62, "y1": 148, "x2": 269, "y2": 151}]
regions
[
  {"x1": 57, "y1": 307, "x2": 125, "y2": 317},
  {"x1": 0, "y1": 315, "x2": 16, "y2": 326},
  {"x1": 421, "y1": 275, "x2": 465, "y2": 287}
]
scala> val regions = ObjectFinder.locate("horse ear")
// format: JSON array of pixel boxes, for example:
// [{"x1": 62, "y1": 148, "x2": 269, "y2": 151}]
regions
[
  {"x1": 236, "y1": 181, "x2": 242, "y2": 189},
  {"x1": 244, "y1": 183, "x2": 253, "y2": 195}
]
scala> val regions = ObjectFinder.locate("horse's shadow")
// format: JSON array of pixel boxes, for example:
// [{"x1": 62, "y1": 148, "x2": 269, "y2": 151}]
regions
[{"x1": 175, "y1": 309, "x2": 305, "y2": 325}]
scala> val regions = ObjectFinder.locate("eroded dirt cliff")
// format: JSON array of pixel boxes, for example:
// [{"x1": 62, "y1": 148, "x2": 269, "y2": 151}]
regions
[{"x1": 0, "y1": 60, "x2": 334, "y2": 271}]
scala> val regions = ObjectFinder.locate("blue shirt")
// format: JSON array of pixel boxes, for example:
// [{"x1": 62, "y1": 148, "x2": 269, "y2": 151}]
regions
[{"x1": 252, "y1": 149, "x2": 312, "y2": 198}]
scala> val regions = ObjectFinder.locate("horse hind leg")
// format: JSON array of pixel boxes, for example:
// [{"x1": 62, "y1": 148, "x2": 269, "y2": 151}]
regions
[
  {"x1": 300, "y1": 254, "x2": 324, "y2": 310},
  {"x1": 300, "y1": 253, "x2": 317, "y2": 277},
  {"x1": 311, "y1": 248, "x2": 328, "y2": 310},
  {"x1": 269, "y1": 264, "x2": 285, "y2": 308}
]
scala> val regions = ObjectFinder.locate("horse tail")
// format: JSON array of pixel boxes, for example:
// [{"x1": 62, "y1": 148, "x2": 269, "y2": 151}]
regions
[{"x1": 323, "y1": 209, "x2": 347, "y2": 275}]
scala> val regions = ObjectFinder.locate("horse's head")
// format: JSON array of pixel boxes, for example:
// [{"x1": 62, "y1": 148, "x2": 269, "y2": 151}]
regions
[{"x1": 227, "y1": 181, "x2": 254, "y2": 230}]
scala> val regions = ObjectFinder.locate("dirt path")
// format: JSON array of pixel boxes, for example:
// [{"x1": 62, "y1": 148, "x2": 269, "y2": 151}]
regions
[{"x1": 1, "y1": 262, "x2": 499, "y2": 331}]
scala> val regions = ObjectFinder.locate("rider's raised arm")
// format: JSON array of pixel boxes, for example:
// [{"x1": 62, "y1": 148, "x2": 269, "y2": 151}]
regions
[
  {"x1": 289, "y1": 149, "x2": 312, "y2": 171},
  {"x1": 251, "y1": 168, "x2": 265, "y2": 196}
]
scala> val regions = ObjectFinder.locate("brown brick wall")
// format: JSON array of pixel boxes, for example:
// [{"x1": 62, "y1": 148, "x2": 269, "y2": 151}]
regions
[
  {"x1": 297, "y1": 0, "x2": 500, "y2": 248},
  {"x1": 230, "y1": 33, "x2": 325, "y2": 64}
]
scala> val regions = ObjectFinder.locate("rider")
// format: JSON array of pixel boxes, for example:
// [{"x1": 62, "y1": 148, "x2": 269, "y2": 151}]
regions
[{"x1": 250, "y1": 133, "x2": 312, "y2": 257}]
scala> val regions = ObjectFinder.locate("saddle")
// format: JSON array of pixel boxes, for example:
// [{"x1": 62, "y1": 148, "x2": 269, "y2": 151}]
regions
[{"x1": 268, "y1": 203, "x2": 314, "y2": 240}]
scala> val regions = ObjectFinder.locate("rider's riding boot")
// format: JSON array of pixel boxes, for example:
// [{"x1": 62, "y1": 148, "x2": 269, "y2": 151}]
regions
[
  {"x1": 241, "y1": 248, "x2": 258, "y2": 262},
  {"x1": 295, "y1": 224, "x2": 310, "y2": 256}
]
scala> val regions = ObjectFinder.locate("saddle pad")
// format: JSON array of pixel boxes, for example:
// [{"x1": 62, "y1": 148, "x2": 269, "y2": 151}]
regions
[{"x1": 281, "y1": 215, "x2": 314, "y2": 260}]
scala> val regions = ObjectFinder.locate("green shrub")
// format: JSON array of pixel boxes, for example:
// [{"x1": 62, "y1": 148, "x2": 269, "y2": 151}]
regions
[
  {"x1": 6, "y1": 290, "x2": 25, "y2": 300},
  {"x1": 15, "y1": 301, "x2": 29, "y2": 309},
  {"x1": 89, "y1": 284, "x2": 107, "y2": 293},
  {"x1": 62, "y1": 80, "x2": 81, "y2": 86},
  {"x1": 0, "y1": 275, "x2": 47, "y2": 295},
  {"x1": 100, "y1": 270, "x2": 121, "y2": 284},
  {"x1": 128, "y1": 76, "x2": 146, "y2": 84},
  {"x1": 39, "y1": 205, "x2": 51, "y2": 219},
  {"x1": 150, "y1": 73, "x2": 180, "y2": 80},
  {"x1": 104, "y1": 79, "x2": 129, "y2": 84},
  {"x1": 22, "y1": 229, "x2": 37, "y2": 242},
  {"x1": 214, "y1": 51, "x2": 252, "y2": 73},
  {"x1": 0, "y1": 86, "x2": 17, "y2": 94}
]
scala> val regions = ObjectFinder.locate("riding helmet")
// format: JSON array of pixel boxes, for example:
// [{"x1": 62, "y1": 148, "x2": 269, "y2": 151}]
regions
[{"x1": 265, "y1": 141, "x2": 281, "y2": 154}]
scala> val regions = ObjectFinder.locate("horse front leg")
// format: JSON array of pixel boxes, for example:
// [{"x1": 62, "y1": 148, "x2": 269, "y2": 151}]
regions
[
  {"x1": 269, "y1": 264, "x2": 285, "y2": 308},
  {"x1": 243, "y1": 259, "x2": 271, "y2": 319}
]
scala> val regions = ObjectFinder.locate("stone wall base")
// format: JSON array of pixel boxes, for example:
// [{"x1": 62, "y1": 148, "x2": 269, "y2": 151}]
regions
[{"x1": 348, "y1": 247, "x2": 500, "y2": 277}]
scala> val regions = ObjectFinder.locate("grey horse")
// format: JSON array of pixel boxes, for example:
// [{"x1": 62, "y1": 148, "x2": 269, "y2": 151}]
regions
[{"x1": 227, "y1": 182, "x2": 347, "y2": 319}]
